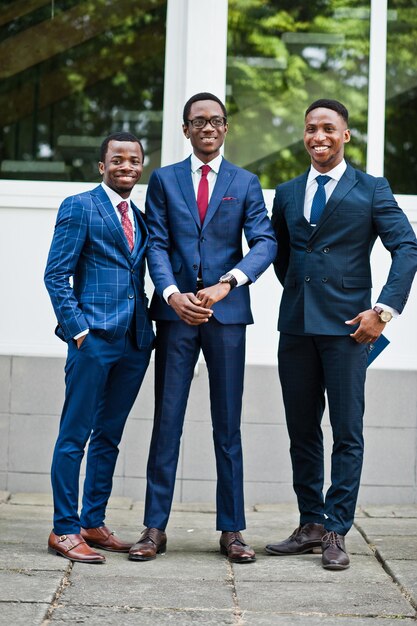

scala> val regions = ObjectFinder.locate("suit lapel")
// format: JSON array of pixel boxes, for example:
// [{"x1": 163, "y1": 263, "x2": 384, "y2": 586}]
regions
[
  {"x1": 293, "y1": 171, "x2": 312, "y2": 236},
  {"x1": 131, "y1": 203, "x2": 149, "y2": 262},
  {"x1": 309, "y1": 164, "x2": 358, "y2": 240},
  {"x1": 202, "y1": 159, "x2": 236, "y2": 230},
  {"x1": 174, "y1": 157, "x2": 201, "y2": 228},
  {"x1": 92, "y1": 185, "x2": 134, "y2": 260}
]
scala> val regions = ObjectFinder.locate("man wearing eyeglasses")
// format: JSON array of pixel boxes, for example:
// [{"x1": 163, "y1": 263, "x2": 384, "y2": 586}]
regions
[{"x1": 128, "y1": 92, "x2": 277, "y2": 564}]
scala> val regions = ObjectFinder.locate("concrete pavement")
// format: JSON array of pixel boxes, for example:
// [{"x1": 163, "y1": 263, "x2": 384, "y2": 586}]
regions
[{"x1": 0, "y1": 492, "x2": 416, "y2": 625}]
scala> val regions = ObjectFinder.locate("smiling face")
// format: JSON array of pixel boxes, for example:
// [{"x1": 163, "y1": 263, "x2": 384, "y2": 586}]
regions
[
  {"x1": 98, "y1": 140, "x2": 143, "y2": 197},
  {"x1": 183, "y1": 100, "x2": 228, "y2": 163},
  {"x1": 304, "y1": 107, "x2": 350, "y2": 173}
]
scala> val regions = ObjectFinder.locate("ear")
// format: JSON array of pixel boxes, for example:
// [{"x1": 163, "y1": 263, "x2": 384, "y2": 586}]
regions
[
  {"x1": 344, "y1": 129, "x2": 351, "y2": 144},
  {"x1": 98, "y1": 161, "x2": 104, "y2": 175},
  {"x1": 182, "y1": 124, "x2": 190, "y2": 139}
]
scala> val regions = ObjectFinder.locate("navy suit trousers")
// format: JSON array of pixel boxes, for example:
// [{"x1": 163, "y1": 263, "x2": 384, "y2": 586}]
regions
[
  {"x1": 278, "y1": 333, "x2": 368, "y2": 536},
  {"x1": 144, "y1": 318, "x2": 246, "y2": 532},
  {"x1": 51, "y1": 331, "x2": 151, "y2": 534}
]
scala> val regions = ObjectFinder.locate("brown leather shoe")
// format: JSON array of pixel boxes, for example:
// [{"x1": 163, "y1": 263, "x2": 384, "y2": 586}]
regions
[
  {"x1": 128, "y1": 527, "x2": 167, "y2": 561},
  {"x1": 220, "y1": 531, "x2": 256, "y2": 563},
  {"x1": 265, "y1": 522, "x2": 325, "y2": 555},
  {"x1": 322, "y1": 531, "x2": 350, "y2": 570},
  {"x1": 48, "y1": 531, "x2": 105, "y2": 563},
  {"x1": 81, "y1": 525, "x2": 133, "y2": 553}
]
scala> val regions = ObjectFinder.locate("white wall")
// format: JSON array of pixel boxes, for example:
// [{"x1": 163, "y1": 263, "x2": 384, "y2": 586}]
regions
[{"x1": 1, "y1": 180, "x2": 416, "y2": 369}]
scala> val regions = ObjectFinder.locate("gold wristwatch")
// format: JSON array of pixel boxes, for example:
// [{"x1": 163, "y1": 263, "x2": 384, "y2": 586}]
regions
[{"x1": 373, "y1": 306, "x2": 393, "y2": 323}]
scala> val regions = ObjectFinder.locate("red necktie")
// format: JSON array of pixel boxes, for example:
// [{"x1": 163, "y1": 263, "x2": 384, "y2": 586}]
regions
[
  {"x1": 117, "y1": 201, "x2": 134, "y2": 251},
  {"x1": 197, "y1": 164, "x2": 211, "y2": 224}
]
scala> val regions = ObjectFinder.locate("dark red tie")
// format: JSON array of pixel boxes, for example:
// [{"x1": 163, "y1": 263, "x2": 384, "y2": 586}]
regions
[
  {"x1": 117, "y1": 201, "x2": 134, "y2": 251},
  {"x1": 197, "y1": 164, "x2": 211, "y2": 224}
]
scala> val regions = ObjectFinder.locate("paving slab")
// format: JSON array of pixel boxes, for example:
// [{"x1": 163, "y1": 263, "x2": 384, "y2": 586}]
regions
[
  {"x1": 0, "y1": 570, "x2": 65, "y2": 603},
  {"x1": 372, "y1": 536, "x2": 417, "y2": 561},
  {"x1": 356, "y1": 517, "x2": 417, "y2": 536},
  {"x1": 61, "y1": 574, "x2": 234, "y2": 610},
  {"x1": 9, "y1": 492, "x2": 53, "y2": 506},
  {"x1": 235, "y1": 580, "x2": 415, "y2": 616},
  {"x1": 50, "y1": 605, "x2": 235, "y2": 625},
  {"x1": 0, "y1": 602, "x2": 50, "y2": 626},
  {"x1": 0, "y1": 543, "x2": 70, "y2": 571},
  {"x1": 385, "y1": 559, "x2": 417, "y2": 603},
  {"x1": 361, "y1": 504, "x2": 417, "y2": 518}
]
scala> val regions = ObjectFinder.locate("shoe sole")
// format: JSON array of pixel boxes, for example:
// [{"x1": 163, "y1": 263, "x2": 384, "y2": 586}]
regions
[
  {"x1": 322, "y1": 562, "x2": 350, "y2": 570},
  {"x1": 47, "y1": 546, "x2": 105, "y2": 564},
  {"x1": 128, "y1": 544, "x2": 167, "y2": 561},
  {"x1": 265, "y1": 546, "x2": 322, "y2": 556}
]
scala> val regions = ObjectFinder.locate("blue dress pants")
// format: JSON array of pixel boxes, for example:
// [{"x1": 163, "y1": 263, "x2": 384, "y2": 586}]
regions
[{"x1": 51, "y1": 331, "x2": 151, "y2": 534}]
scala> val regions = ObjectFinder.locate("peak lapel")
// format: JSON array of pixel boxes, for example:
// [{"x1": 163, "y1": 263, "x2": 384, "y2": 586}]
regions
[{"x1": 309, "y1": 164, "x2": 358, "y2": 240}]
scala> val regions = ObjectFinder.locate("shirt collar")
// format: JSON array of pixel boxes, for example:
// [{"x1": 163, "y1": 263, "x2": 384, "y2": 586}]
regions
[
  {"x1": 308, "y1": 159, "x2": 347, "y2": 184},
  {"x1": 101, "y1": 181, "x2": 132, "y2": 209},
  {"x1": 190, "y1": 153, "x2": 223, "y2": 175}
]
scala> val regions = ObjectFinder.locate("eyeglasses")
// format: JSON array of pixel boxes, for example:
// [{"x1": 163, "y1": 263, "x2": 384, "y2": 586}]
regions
[{"x1": 187, "y1": 116, "x2": 227, "y2": 129}]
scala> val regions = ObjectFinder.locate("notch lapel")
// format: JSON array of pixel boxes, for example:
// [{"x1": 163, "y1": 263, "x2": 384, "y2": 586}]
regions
[
  {"x1": 92, "y1": 186, "x2": 133, "y2": 260},
  {"x1": 202, "y1": 159, "x2": 236, "y2": 230},
  {"x1": 174, "y1": 157, "x2": 201, "y2": 228}
]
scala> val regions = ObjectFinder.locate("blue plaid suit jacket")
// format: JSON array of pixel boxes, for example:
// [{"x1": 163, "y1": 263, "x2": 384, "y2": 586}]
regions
[
  {"x1": 44, "y1": 184, "x2": 154, "y2": 349},
  {"x1": 145, "y1": 156, "x2": 277, "y2": 324}
]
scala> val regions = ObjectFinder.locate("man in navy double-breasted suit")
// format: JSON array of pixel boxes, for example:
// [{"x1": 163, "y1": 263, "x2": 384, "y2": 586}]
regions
[
  {"x1": 44, "y1": 132, "x2": 154, "y2": 563},
  {"x1": 128, "y1": 93, "x2": 277, "y2": 564},
  {"x1": 266, "y1": 99, "x2": 417, "y2": 570}
]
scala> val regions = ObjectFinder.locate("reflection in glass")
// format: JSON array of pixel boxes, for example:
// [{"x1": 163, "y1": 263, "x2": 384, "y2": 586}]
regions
[
  {"x1": 0, "y1": 0, "x2": 166, "y2": 183},
  {"x1": 385, "y1": 1, "x2": 417, "y2": 194},
  {"x1": 225, "y1": 1, "x2": 370, "y2": 188}
]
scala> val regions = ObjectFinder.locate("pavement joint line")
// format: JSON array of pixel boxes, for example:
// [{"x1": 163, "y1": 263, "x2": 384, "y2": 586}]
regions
[
  {"x1": 354, "y1": 521, "x2": 417, "y2": 614},
  {"x1": 40, "y1": 561, "x2": 72, "y2": 626},
  {"x1": 226, "y1": 560, "x2": 245, "y2": 625}
]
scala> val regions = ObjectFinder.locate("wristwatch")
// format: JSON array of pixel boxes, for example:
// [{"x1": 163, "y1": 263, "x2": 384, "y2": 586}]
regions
[
  {"x1": 373, "y1": 306, "x2": 393, "y2": 323},
  {"x1": 219, "y1": 272, "x2": 238, "y2": 290}
]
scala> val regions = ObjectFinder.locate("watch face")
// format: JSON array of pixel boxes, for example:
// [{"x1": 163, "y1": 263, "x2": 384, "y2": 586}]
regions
[{"x1": 380, "y1": 310, "x2": 392, "y2": 322}]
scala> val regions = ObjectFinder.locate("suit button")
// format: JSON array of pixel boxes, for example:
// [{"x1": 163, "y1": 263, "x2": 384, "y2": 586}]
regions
[
  {"x1": 200, "y1": 237, "x2": 205, "y2": 242},
  {"x1": 131, "y1": 269, "x2": 135, "y2": 273},
  {"x1": 322, "y1": 277, "x2": 328, "y2": 282},
  {"x1": 305, "y1": 276, "x2": 311, "y2": 282},
  {"x1": 306, "y1": 247, "x2": 312, "y2": 253},
  {"x1": 323, "y1": 247, "x2": 330, "y2": 253},
  {"x1": 128, "y1": 294, "x2": 134, "y2": 299},
  {"x1": 193, "y1": 264, "x2": 198, "y2": 270}
]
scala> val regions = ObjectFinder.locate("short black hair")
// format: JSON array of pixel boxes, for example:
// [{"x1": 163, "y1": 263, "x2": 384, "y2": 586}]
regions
[
  {"x1": 305, "y1": 99, "x2": 349, "y2": 125},
  {"x1": 183, "y1": 92, "x2": 227, "y2": 124},
  {"x1": 100, "y1": 132, "x2": 145, "y2": 162}
]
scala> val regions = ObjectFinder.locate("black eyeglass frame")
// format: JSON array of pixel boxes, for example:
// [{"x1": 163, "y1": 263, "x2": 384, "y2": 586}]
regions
[{"x1": 186, "y1": 116, "x2": 227, "y2": 129}]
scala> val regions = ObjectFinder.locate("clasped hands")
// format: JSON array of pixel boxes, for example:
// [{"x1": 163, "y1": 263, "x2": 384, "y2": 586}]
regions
[
  {"x1": 168, "y1": 282, "x2": 231, "y2": 325},
  {"x1": 345, "y1": 309, "x2": 386, "y2": 344}
]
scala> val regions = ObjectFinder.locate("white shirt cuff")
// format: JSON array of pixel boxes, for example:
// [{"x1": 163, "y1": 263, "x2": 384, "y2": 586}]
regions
[
  {"x1": 229, "y1": 268, "x2": 249, "y2": 287},
  {"x1": 74, "y1": 329, "x2": 89, "y2": 340},
  {"x1": 375, "y1": 303, "x2": 399, "y2": 319},
  {"x1": 163, "y1": 284, "x2": 180, "y2": 304}
]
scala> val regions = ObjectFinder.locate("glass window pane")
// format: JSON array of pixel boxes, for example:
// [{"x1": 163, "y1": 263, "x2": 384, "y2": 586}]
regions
[
  {"x1": 385, "y1": 1, "x2": 417, "y2": 194},
  {"x1": 225, "y1": 1, "x2": 370, "y2": 188},
  {"x1": 0, "y1": 0, "x2": 166, "y2": 183}
]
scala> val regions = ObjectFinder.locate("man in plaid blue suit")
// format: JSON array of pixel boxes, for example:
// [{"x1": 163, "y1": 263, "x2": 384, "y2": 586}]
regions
[
  {"x1": 44, "y1": 132, "x2": 154, "y2": 563},
  {"x1": 128, "y1": 93, "x2": 277, "y2": 564}
]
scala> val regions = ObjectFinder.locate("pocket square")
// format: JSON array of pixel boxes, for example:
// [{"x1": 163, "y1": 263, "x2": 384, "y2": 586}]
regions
[{"x1": 222, "y1": 196, "x2": 237, "y2": 201}]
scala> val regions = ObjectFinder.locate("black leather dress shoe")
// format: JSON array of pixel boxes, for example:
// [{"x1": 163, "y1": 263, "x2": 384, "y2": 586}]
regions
[
  {"x1": 265, "y1": 523, "x2": 325, "y2": 555},
  {"x1": 220, "y1": 531, "x2": 256, "y2": 563},
  {"x1": 322, "y1": 531, "x2": 350, "y2": 570},
  {"x1": 128, "y1": 528, "x2": 167, "y2": 561}
]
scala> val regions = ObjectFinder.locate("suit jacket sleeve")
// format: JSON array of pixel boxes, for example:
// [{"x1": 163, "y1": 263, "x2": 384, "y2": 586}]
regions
[
  {"x1": 232, "y1": 174, "x2": 278, "y2": 283},
  {"x1": 372, "y1": 177, "x2": 417, "y2": 313},
  {"x1": 44, "y1": 195, "x2": 89, "y2": 339}
]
